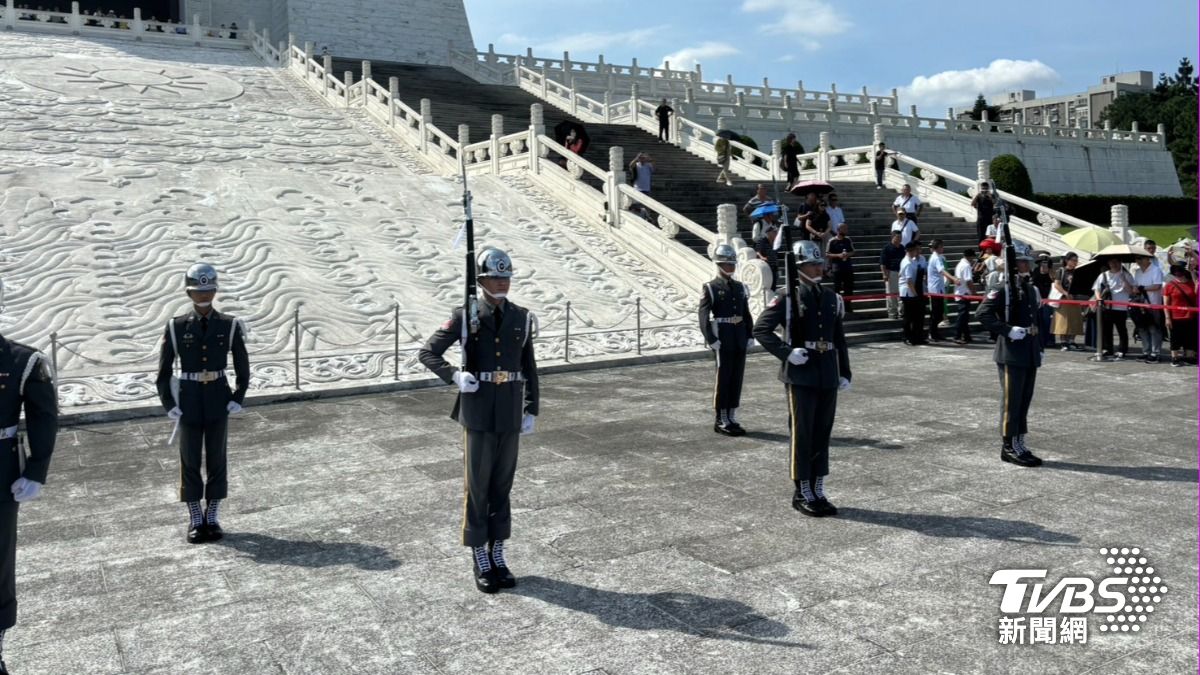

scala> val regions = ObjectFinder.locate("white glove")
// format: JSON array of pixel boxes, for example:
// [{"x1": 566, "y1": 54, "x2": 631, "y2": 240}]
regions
[
  {"x1": 226, "y1": 401, "x2": 243, "y2": 414},
  {"x1": 452, "y1": 370, "x2": 480, "y2": 393},
  {"x1": 1039, "y1": 351, "x2": 1045, "y2": 367},
  {"x1": 1007, "y1": 327, "x2": 1027, "y2": 340},
  {"x1": 838, "y1": 377, "x2": 851, "y2": 392},
  {"x1": 788, "y1": 347, "x2": 809, "y2": 365},
  {"x1": 520, "y1": 413, "x2": 536, "y2": 435},
  {"x1": 710, "y1": 340, "x2": 721, "y2": 351},
  {"x1": 746, "y1": 338, "x2": 756, "y2": 349},
  {"x1": 167, "y1": 406, "x2": 183, "y2": 420},
  {"x1": 11, "y1": 478, "x2": 42, "y2": 503}
]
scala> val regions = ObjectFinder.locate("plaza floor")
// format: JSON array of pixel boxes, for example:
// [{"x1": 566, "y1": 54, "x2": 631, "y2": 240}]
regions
[{"x1": 10, "y1": 342, "x2": 1198, "y2": 674}]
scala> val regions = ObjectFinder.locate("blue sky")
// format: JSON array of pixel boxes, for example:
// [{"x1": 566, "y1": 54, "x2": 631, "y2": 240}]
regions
[{"x1": 462, "y1": 0, "x2": 1199, "y2": 115}]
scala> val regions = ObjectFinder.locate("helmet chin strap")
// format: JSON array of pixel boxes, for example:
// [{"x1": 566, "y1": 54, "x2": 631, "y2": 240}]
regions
[
  {"x1": 481, "y1": 287, "x2": 507, "y2": 301},
  {"x1": 193, "y1": 301, "x2": 212, "y2": 308},
  {"x1": 798, "y1": 269, "x2": 822, "y2": 284}
]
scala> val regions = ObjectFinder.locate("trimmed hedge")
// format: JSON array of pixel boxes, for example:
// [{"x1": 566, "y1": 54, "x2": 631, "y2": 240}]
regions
[
  {"x1": 1033, "y1": 194, "x2": 1198, "y2": 225},
  {"x1": 991, "y1": 154, "x2": 1034, "y2": 201}
]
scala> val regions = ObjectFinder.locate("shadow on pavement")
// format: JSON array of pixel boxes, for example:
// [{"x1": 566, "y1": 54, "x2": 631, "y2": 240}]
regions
[
  {"x1": 511, "y1": 576, "x2": 810, "y2": 648},
  {"x1": 1041, "y1": 460, "x2": 1198, "y2": 483},
  {"x1": 831, "y1": 436, "x2": 904, "y2": 450},
  {"x1": 740, "y1": 430, "x2": 790, "y2": 443},
  {"x1": 214, "y1": 532, "x2": 402, "y2": 570},
  {"x1": 836, "y1": 508, "x2": 1080, "y2": 545}
]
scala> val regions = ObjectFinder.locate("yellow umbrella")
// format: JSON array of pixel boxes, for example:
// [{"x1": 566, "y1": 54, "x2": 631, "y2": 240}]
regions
[{"x1": 1061, "y1": 227, "x2": 1121, "y2": 254}]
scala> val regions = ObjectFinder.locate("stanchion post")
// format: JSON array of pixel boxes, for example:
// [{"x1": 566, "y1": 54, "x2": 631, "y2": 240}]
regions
[
  {"x1": 393, "y1": 302, "x2": 400, "y2": 381},
  {"x1": 564, "y1": 300, "x2": 571, "y2": 362},
  {"x1": 293, "y1": 307, "x2": 301, "y2": 389},
  {"x1": 635, "y1": 298, "x2": 642, "y2": 355},
  {"x1": 49, "y1": 332, "x2": 59, "y2": 398},
  {"x1": 1093, "y1": 299, "x2": 1105, "y2": 361}
]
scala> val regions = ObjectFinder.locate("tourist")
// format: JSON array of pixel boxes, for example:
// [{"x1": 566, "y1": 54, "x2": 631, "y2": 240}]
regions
[
  {"x1": 756, "y1": 221, "x2": 780, "y2": 290},
  {"x1": 1142, "y1": 239, "x2": 1164, "y2": 274},
  {"x1": 804, "y1": 200, "x2": 832, "y2": 250},
  {"x1": 1131, "y1": 252, "x2": 1165, "y2": 362},
  {"x1": 873, "y1": 143, "x2": 888, "y2": 188},
  {"x1": 228, "y1": 21, "x2": 238, "y2": 39},
  {"x1": 654, "y1": 99, "x2": 672, "y2": 142},
  {"x1": 926, "y1": 239, "x2": 952, "y2": 342},
  {"x1": 953, "y1": 248, "x2": 978, "y2": 344},
  {"x1": 1093, "y1": 257, "x2": 1134, "y2": 360},
  {"x1": 892, "y1": 183, "x2": 923, "y2": 223},
  {"x1": 715, "y1": 135, "x2": 733, "y2": 187},
  {"x1": 898, "y1": 241, "x2": 928, "y2": 345},
  {"x1": 791, "y1": 191, "x2": 819, "y2": 238},
  {"x1": 1051, "y1": 252, "x2": 1084, "y2": 351},
  {"x1": 828, "y1": 223, "x2": 855, "y2": 307},
  {"x1": 970, "y1": 182, "x2": 995, "y2": 243},
  {"x1": 1163, "y1": 262, "x2": 1197, "y2": 367},
  {"x1": 890, "y1": 206, "x2": 919, "y2": 247},
  {"x1": 781, "y1": 133, "x2": 802, "y2": 188},
  {"x1": 879, "y1": 230, "x2": 905, "y2": 320},
  {"x1": 825, "y1": 193, "x2": 845, "y2": 232},
  {"x1": 629, "y1": 153, "x2": 653, "y2": 195},
  {"x1": 1032, "y1": 255, "x2": 1055, "y2": 347}
]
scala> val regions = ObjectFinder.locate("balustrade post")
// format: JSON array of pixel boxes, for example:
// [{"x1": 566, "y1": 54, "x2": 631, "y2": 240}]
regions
[
  {"x1": 490, "y1": 114, "x2": 503, "y2": 173},
  {"x1": 861, "y1": 85, "x2": 869, "y2": 106},
  {"x1": 564, "y1": 301, "x2": 571, "y2": 362},
  {"x1": 762, "y1": 77, "x2": 771, "y2": 104},
  {"x1": 361, "y1": 60, "x2": 371, "y2": 85},
  {"x1": 684, "y1": 87, "x2": 695, "y2": 119},
  {"x1": 68, "y1": 1, "x2": 79, "y2": 33},
  {"x1": 458, "y1": 124, "x2": 470, "y2": 169},
  {"x1": 635, "y1": 298, "x2": 642, "y2": 355},
  {"x1": 420, "y1": 98, "x2": 433, "y2": 153},
  {"x1": 486, "y1": 42, "x2": 497, "y2": 66},
  {"x1": 191, "y1": 13, "x2": 200, "y2": 45},
  {"x1": 977, "y1": 159, "x2": 991, "y2": 185},
  {"x1": 607, "y1": 146, "x2": 624, "y2": 227},
  {"x1": 570, "y1": 75, "x2": 578, "y2": 116},
  {"x1": 717, "y1": 203, "x2": 737, "y2": 246},
  {"x1": 388, "y1": 76, "x2": 398, "y2": 126},
  {"x1": 725, "y1": 74, "x2": 735, "y2": 100},
  {"x1": 669, "y1": 97, "x2": 680, "y2": 144},
  {"x1": 562, "y1": 50, "x2": 571, "y2": 77},
  {"x1": 132, "y1": 8, "x2": 142, "y2": 37},
  {"x1": 695, "y1": 63, "x2": 703, "y2": 82},
  {"x1": 278, "y1": 40, "x2": 287, "y2": 64},
  {"x1": 735, "y1": 92, "x2": 746, "y2": 126},
  {"x1": 303, "y1": 41, "x2": 314, "y2": 79},
  {"x1": 603, "y1": 91, "x2": 612, "y2": 124},
  {"x1": 1110, "y1": 204, "x2": 1131, "y2": 244},
  {"x1": 629, "y1": 83, "x2": 640, "y2": 125},
  {"x1": 1156, "y1": 123, "x2": 1166, "y2": 146},
  {"x1": 321, "y1": 55, "x2": 332, "y2": 95},
  {"x1": 4, "y1": 0, "x2": 14, "y2": 30},
  {"x1": 393, "y1": 303, "x2": 400, "y2": 381},
  {"x1": 818, "y1": 131, "x2": 830, "y2": 181},
  {"x1": 771, "y1": 139, "x2": 782, "y2": 182},
  {"x1": 529, "y1": 104, "x2": 543, "y2": 173},
  {"x1": 630, "y1": 57, "x2": 639, "y2": 78},
  {"x1": 343, "y1": 71, "x2": 353, "y2": 107},
  {"x1": 293, "y1": 307, "x2": 301, "y2": 390},
  {"x1": 869, "y1": 101, "x2": 879, "y2": 121},
  {"x1": 797, "y1": 79, "x2": 805, "y2": 103},
  {"x1": 540, "y1": 64, "x2": 549, "y2": 98}
]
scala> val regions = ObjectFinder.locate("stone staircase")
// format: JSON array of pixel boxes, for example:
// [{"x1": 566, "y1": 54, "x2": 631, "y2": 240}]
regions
[{"x1": 336, "y1": 60, "x2": 987, "y2": 340}]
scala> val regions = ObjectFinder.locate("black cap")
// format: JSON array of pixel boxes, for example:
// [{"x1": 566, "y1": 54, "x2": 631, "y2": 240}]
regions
[{"x1": 904, "y1": 240, "x2": 920, "y2": 250}]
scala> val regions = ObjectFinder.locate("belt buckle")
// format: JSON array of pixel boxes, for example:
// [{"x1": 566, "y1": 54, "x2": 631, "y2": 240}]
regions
[
  {"x1": 200, "y1": 371, "x2": 218, "y2": 384},
  {"x1": 492, "y1": 371, "x2": 509, "y2": 385},
  {"x1": 815, "y1": 340, "x2": 830, "y2": 352},
  {"x1": 731, "y1": 316, "x2": 742, "y2": 324}
]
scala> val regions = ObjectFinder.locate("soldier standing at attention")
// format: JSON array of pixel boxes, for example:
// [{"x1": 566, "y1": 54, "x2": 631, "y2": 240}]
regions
[
  {"x1": 0, "y1": 279, "x2": 58, "y2": 675},
  {"x1": 155, "y1": 264, "x2": 250, "y2": 544},
  {"x1": 698, "y1": 244, "x2": 755, "y2": 436},
  {"x1": 976, "y1": 247, "x2": 1044, "y2": 467},
  {"x1": 753, "y1": 241, "x2": 851, "y2": 517},
  {"x1": 419, "y1": 248, "x2": 540, "y2": 594}
]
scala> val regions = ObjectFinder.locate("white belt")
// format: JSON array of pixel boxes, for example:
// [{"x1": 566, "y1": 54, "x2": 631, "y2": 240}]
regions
[
  {"x1": 179, "y1": 370, "x2": 226, "y2": 383},
  {"x1": 803, "y1": 340, "x2": 834, "y2": 353},
  {"x1": 0, "y1": 425, "x2": 16, "y2": 440},
  {"x1": 477, "y1": 371, "x2": 525, "y2": 384},
  {"x1": 713, "y1": 317, "x2": 744, "y2": 324}
]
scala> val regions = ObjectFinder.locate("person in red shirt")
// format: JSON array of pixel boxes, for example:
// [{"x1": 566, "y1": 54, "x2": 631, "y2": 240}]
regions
[{"x1": 1163, "y1": 262, "x2": 1197, "y2": 367}]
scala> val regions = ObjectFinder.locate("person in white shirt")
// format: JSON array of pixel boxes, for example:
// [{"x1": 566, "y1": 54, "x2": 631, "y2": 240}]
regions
[
  {"x1": 953, "y1": 248, "x2": 978, "y2": 344},
  {"x1": 984, "y1": 214, "x2": 1006, "y2": 244},
  {"x1": 1131, "y1": 253, "x2": 1165, "y2": 362},
  {"x1": 890, "y1": 207, "x2": 919, "y2": 247},
  {"x1": 825, "y1": 193, "x2": 846, "y2": 234},
  {"x1": 925, "y1": 239, "x2": 953, "y2": 342},
  {"x1": 898, "y1": 240, "x2": 928, "y2": 345},
  {"x1": 1143, "y1": 239, "x2": 1166, "y2": 275},
  {"x1": 1092, "y1": 258, "x2": 1134, "y2": 360},
  {"x1": 892, "y1": 184, "x2": 923, "y2": 222}
]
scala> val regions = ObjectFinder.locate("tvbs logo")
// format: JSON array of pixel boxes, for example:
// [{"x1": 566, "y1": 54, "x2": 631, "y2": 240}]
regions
[{"x1": 990, "y1": 547, "x2": 1168, "y2": 643}]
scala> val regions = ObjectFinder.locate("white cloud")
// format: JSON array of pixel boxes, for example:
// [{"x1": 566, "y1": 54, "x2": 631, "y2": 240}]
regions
[
  {"x1": 659, "y1": 42, "x2": 740, "y2": 70},
  {"x1": 776, "y1": 54, "x2": 796, "y2": 63},
  {"x1": 741, "y1": 0, "x2": 851, "y2": 38},
  {"x1": 898, "y1": 59, "x2": 1061, "y2": 115}
]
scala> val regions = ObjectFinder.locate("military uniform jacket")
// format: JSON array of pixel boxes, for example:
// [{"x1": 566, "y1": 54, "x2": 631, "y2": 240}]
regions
[
  {"x1": 976, "y1": 278, "x2": 1044, "y2": 368},
  {"x1": 698, "y1": 276, "x2": 754, "y2": 348},
  {"x1": 418, "y1": 300, "x2": 539, "y2": 433},
  {"x1": 155, "y1": 309, "x2": 251, "y2": 424},
  {"x1": 0, "y1": 336, "x2": 57, "y2": 502},
  {"x1": 752, "y1": 282, "x2": 851, "y2": 389}
]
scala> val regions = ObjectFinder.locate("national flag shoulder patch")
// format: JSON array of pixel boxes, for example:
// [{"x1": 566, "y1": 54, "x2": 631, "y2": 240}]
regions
[{"x1": 986, "y1": 290, "x2": 999, "y2": 300}]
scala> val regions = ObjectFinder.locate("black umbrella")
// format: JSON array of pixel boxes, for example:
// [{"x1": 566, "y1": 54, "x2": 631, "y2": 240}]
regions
[
  {"x1": 715, "y1": 129, "x2": 738, "y2": 141},
  {"x1": 1068, "y1": 245, "x2": 1152, "y2": 296},
  {"x1": 553, "y1": 120, "x2": 590, "y2": 154}
]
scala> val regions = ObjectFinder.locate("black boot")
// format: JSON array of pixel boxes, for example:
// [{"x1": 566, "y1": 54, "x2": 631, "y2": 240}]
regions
[
  {"x1": 186, "y1": 501, "x2": 207, "y2": 544},
  {"x1": 489, "y1": 540, "x2": 517, "y2": 589},
  {"x1": 204, "y1": 499, "x2": 224, "y2": 541},
  {"x1": 713, "y1": 409, "x2": 735, "y2": 436},
  {"x1": 472, "y1": 546, "x2": 499, "y2": 594},
  {"x1": 812, "y1": 475, "x2": 838, "y2": 516},
  {"x1": 726, "y1": 408, "x2": 747, "y2": 436},
  {"x1": 791, "y1": 480, "x2": 825, "y2": 517},
  {"x1": 1000, "y1": 438, "x2": 1038, "y2": 467}
]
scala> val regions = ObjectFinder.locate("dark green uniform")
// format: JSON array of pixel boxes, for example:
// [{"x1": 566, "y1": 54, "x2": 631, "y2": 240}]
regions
[
  {"x1": 155, "y1": 310, "x2": 250, "y2": 502},
  {"x1": 753, "y1": 282, "x2": 851, "y2": 481},
  {"x1": 0, "y1": 337, "x2": 57, "y2": 631},
  {"x1": 976, "y1": 277, "x2": 1043, "y2": 442},
  {"x1": 418, "y1": 300, "x2": 539, "y2": 547},
  {"x1": 697, "y1": 275, "x2": 754, "y2": 417}
]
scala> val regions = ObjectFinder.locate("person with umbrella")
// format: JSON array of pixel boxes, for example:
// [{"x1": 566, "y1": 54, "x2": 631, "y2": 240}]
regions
[
  {"x1": 698, "y1": 244, "x2": 755, "y2": 436},
  {"x1": 1050, "y1": 252, "x2": 1085, "y2": 351},
  {"x1": 751, "y1": 204, "x2": 782, "y2": 289},
  {"x1": 975, "y1": 247, "x2": 1044, "y2": 467},
  {"x1": 1092, "y1": 256, "x2": 1136, "y2": 360}
]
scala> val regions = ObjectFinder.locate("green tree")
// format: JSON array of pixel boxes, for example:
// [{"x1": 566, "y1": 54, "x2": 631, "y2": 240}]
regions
[
  {"x1": 1102, "y1": 58, "x2": 1198, "y2": 196},
  {"x1": 991, "y1": 154, "x2": 1033, "y2": 199},
  {"x1": 969, "y1": 93, "x2": 1001, "y2": 122}
]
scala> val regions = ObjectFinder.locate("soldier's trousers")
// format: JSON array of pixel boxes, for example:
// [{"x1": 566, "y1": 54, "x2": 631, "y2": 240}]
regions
[
  {"x1": 997, "y1": 364, "x2": 1037, "y2": 439},
  {"x1": 462, "y1": 430, "x2": 519, "y2": 547},
  {"x1": 786, "y1": 385, "x2": 837, "y2": 481},
  {"x1": 713, "y1": 348, "x2": 748, "y2": 411},
  {"x1": 0, "y1": 502, "x2": 17, "y2": 629},
  {"x1": 179, "y1": 418, "x2": 228, "y2": 502}
]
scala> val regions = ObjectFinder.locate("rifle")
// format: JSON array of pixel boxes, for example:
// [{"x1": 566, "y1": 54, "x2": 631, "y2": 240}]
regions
[
  {"x1": 459, "y1": 156, "x2": 479, "y2": 373},
  {"x1": 770, "y1": 143, "x2": 798, "y2": 343},
  {"x1": 990, "y1": 178, "x2": 1020, "y2": 327}
]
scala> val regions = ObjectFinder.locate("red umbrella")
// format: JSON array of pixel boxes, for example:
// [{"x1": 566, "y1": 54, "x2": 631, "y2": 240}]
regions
[{"x1": 788, "y1": 180, "x2": 835, "y2": 196}]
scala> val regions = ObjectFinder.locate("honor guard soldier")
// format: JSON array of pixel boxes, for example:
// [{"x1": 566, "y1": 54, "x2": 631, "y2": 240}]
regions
[
  {"x1": 976, "y1": 245, "x2": 1044, "y2": 467},
  {"x1": 0, "y1": 280, "x2": 57, "y2": 675},
  {"x1": 418, "y1": 248, "x2": 540, "y2": 594},
  {"x1": 698, "y1": 244, "x2": 755, "y2": 436},
  {"x1": 753, "y1": 241, "x2": 851, "y2": 517},
  {"x1": 155, "y1": 264, "x2": 250, "y2": 544}
]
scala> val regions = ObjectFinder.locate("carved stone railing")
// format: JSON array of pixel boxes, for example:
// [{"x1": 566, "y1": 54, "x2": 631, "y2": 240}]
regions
[{"x1": 3, "y1": 0, "x2": 250, "y2": 49}]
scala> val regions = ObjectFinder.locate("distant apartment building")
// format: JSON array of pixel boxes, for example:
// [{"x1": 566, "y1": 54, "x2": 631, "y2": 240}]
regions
[{"x1": 989, "y1": 71, "x2": 1154, "y2": 128}]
